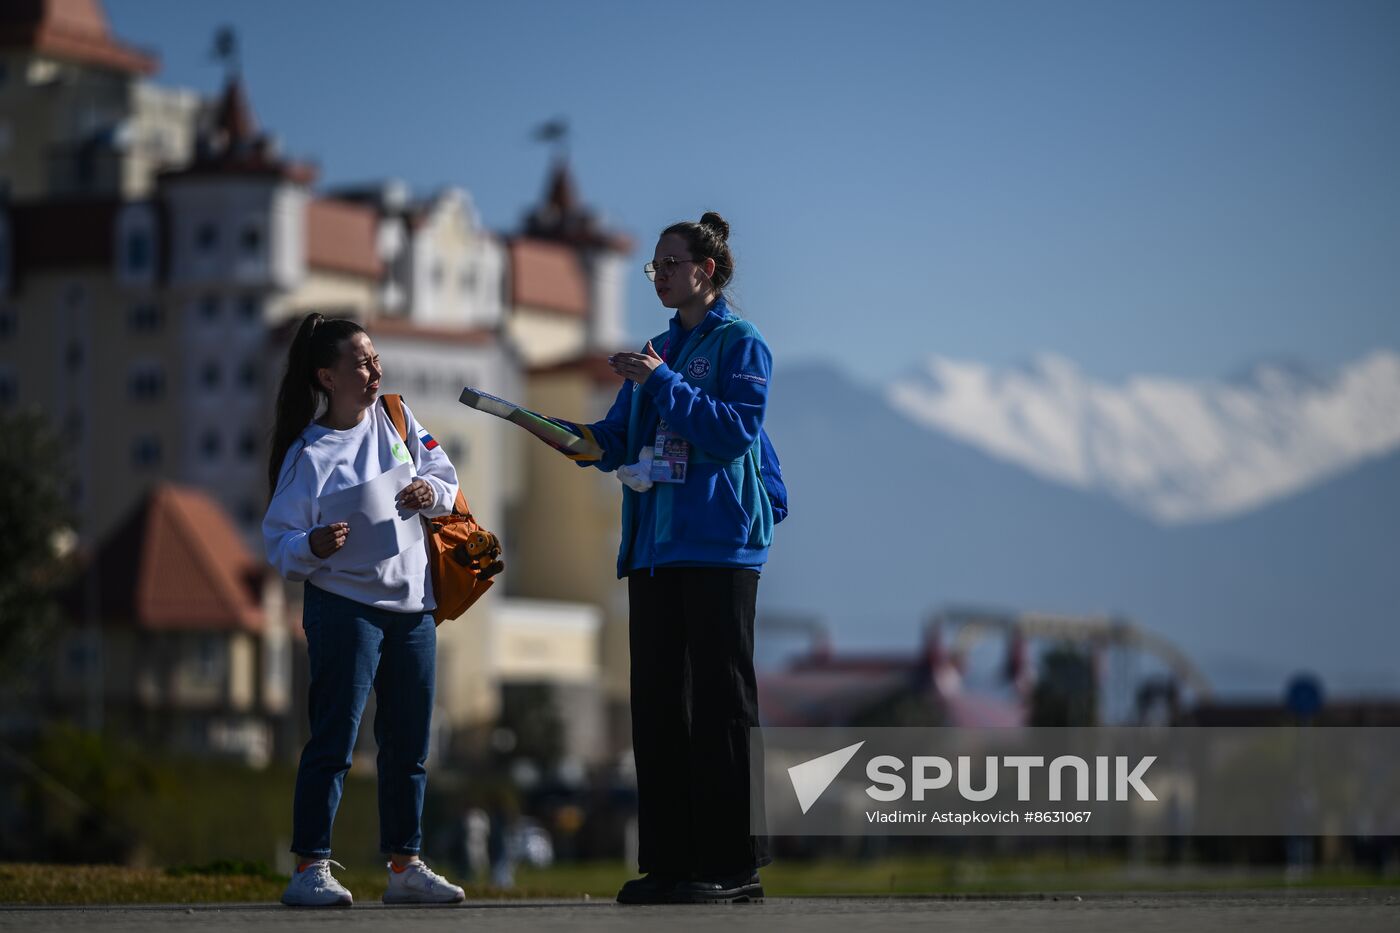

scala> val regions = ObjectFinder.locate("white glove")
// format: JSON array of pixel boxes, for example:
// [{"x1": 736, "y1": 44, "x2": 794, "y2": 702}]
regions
[{"x1": 618, "y1": 447, "x2": 654, "y2": 492}]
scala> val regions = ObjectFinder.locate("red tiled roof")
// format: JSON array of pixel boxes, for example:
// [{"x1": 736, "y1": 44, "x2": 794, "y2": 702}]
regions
[
  {"x1": 161, "y1": 75, "x2": 317, "y2": 186},
  {"x1": 306, "y1": 197, "x2": 383, "y2": 278},
  {"x1": 522, "y1": 158, "x2": 633, "y2": 254},
  {"x1": 162, "y1": 156, "x2": 317, "y2": 186},
  {"x1": 758, "y1": 669, "x2": 914, "y2": 727},
  {"x1": 72, "y1": 484, "x2": 264, "y2": 634},
  {"x1": 0, "y1": 0, "x2": 158, "y2": 75},
  {"x1": 509, "y1": 238, "x2": 588, "y2": 316},
  {"x1": 213, "y1": 74, "x2": 258, "y2": 145},
  {"x1": 528, "y1": 352, "x2": 625, "y2": 386}
]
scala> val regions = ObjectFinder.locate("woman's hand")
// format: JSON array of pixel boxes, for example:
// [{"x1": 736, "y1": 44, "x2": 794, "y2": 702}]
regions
[
  {"x1": 397, "y1": 478, "x2": 434, "y2": 512},
  {"x1": 309, "y1": 522, "x2": 349, "y2": 558},
  {"x1": 609, "y1": 341, "x2": 663, "y2": 383}
]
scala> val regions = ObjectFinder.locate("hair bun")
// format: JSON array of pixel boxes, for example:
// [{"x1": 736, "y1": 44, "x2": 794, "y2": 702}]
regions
[{"x1": 699, "y1": 211, "x2": 730, "y2": 241}]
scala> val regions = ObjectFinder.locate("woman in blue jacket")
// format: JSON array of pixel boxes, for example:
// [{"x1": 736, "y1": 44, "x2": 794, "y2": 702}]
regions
[{"x1": 570, "y1": 212, "x2": 773, "y2": 904}]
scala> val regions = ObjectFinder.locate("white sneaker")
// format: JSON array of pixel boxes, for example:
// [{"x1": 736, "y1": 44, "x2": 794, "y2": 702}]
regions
[
  {"x1": 382, "y1": 860, "x2": 466, "y2": 904},
  {"x1": 281, "y1": 858, "x2": 353, "y2": 907}
]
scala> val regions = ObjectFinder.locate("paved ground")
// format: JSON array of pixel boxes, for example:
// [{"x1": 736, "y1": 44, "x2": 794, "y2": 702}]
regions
[{"x1": 1, "y1": 890, "x2": 1396, "y2": 932}]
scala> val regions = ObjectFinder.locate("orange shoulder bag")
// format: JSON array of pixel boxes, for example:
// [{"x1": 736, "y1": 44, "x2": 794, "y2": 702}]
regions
[{"x1": 381, "y1": 394, "x2": 502, "y2": 624}]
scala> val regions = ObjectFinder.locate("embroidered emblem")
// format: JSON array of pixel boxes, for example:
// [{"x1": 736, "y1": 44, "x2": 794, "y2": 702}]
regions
[
  {"x1": 391, "y1": 441, "x2": 411, "y2": 463},
  {"x1": 687, "y1": 357, "x2": 712, "y2": 379}
]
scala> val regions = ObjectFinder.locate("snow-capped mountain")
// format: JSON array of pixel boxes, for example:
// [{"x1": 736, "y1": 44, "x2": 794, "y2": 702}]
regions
[
  {"x1": 760, "y1": 358, "x2": 1400, "y2": 697},
  {"x1": 885, "y1": 349, "x2": 1400, "y2": 524}
]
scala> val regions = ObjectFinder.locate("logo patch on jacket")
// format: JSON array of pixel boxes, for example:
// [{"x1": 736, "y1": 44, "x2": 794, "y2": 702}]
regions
[
  {"x1": 686, "y1": 357, "x2": 712, "y2": 379},
  {"x1": 418, "y1": 429, "x2": 439, "y2": 451}
]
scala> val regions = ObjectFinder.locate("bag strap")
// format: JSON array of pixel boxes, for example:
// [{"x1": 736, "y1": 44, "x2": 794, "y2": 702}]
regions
[
  {"x1": 381, "y1": 393, "x2": 410, "y2": 442},
  {"x1": 380, "y1": 394, "x2": 471, "y2": 518}
]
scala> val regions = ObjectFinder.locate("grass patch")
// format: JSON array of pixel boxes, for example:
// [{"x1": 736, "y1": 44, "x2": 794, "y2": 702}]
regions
[
  {"x1": 0, "y1": 864, "x2": 285, "y2": 905},
  {"x1": 516, "y1": 856, "x2": 1400, "y2": 898},
  {"x1": 2, "y1": 858, "x2": 1396, "y2": 905}
]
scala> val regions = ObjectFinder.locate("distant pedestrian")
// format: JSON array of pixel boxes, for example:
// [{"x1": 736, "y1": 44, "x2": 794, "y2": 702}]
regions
[{"x1": 264, "y1": 312, "x2": 467, "y2": 908}]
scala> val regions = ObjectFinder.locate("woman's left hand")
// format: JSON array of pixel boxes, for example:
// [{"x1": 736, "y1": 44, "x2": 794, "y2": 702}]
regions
[
  {"x1": 397, "y1": 478, "x2": 434, "y2": 512},
  {"x1": 609, "y1": 341, "x2": 663, "y2": 383}
]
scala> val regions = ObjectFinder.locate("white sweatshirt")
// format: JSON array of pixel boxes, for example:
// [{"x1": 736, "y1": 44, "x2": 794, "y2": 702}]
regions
[{"x1": 263, "y1": 399, "x2": 459, "y2": 613}]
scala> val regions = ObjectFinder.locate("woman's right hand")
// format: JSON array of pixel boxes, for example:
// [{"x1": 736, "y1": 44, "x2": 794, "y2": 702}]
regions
[{"x1": 309, "y1": 522, "x2": 349, "y2": 558}]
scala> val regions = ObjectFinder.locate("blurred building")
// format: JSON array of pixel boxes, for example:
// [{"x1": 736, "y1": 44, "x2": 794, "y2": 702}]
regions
[
  {"x1": 0, "y1": 0, "x2": 636, "y2": 769},
  {"x1": 516, "y1": 354, "x2": 631, "y2": 753},
  {"x1": 50, "y1": 484, "x2": 291, "y2": 768},
  {"x1": 759, "y1": 625, "x2": 1026, "y2": 728}
]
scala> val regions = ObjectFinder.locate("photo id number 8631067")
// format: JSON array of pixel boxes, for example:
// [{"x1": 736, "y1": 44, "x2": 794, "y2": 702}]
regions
[{"x1": 1022, "y1": 811, "x2": 1093, "y2": 823}]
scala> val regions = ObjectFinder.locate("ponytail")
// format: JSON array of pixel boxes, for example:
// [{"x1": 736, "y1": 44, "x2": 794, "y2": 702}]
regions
[{"x1": 267, "y1": 313, "x2": 365, "y2": 496}]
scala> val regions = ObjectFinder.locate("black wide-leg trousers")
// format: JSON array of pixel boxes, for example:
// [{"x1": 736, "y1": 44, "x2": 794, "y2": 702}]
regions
[{"x1": 627, "y1": 567, "x2": 770, "y2": 876}]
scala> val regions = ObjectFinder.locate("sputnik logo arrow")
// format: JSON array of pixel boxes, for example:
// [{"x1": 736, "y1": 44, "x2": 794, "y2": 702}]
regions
[{"x1": 787, "y1": 741, "x2": 865, "y2": 814}]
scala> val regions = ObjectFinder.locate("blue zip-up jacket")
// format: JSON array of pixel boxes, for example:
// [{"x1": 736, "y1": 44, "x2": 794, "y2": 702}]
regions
[{"x1": 574, "y1": 298, "x2": 774, "y2": 578}]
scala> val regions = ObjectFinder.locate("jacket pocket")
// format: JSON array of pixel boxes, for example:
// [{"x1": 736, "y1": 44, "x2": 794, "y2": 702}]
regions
[{"x1": 670, "y1": 461, "x2": 750, "y2": 546}]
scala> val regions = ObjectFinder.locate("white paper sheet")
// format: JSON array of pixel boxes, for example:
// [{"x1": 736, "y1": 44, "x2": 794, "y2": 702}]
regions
[{"x1": 316, "y1": 462, "x2": 424, "y2": 571}]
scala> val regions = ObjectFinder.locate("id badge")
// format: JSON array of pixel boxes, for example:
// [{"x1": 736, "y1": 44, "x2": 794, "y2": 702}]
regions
[{"x1": 650, "y1": 422, "x2": 690, "y2": 484}]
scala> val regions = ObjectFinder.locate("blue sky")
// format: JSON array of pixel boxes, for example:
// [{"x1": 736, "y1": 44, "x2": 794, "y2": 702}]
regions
[{"x1": 107, "y1": 0, "x2": 1400, "y2": 385}]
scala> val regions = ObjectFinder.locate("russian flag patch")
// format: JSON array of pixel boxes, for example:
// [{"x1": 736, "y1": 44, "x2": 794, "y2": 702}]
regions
[{"x1": 419, "y1": 430, "x2": 439, "y2": 451}]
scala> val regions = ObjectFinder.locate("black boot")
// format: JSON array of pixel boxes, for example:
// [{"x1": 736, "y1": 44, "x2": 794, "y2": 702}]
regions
[
  {"x1": 674, "y1": 870, "x2": 764, "y2": 904},
  {"x1": 616, "y1": 872, "x2": 683, "y2": 905}
]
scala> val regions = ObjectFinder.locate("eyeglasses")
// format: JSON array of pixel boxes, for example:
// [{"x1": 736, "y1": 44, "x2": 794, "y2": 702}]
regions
[{"x1": 644, "y1": 257, "x2": 697, "y2": 282}]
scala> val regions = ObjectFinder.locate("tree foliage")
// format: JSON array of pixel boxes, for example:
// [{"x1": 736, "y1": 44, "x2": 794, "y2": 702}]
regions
[{"x1": 0, "y1": 409, "x2": 75, "y2": 680}]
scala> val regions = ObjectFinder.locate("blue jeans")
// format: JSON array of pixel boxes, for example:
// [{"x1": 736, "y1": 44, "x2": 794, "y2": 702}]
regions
[{"x1": 291, "y1": 583, "x2": 437, "y2": 858}]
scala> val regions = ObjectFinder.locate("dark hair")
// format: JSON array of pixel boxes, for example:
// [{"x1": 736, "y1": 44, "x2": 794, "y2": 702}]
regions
[
  {"x1": 267, "y1": 313, "x2": 366, "y2": 495},
  {"x1": 662, "y1": 211, "x2": 734, "y2": 292}
]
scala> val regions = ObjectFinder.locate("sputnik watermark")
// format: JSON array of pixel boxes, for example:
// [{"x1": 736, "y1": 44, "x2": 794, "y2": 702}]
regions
[
  {"x1": 786, "y1": 742, "x2": 1156, "y2": 814},
  {"x1": 865, "y1": 754, "x2": 1156, "y2": 803},
  {"x1": 755, "y1": 727, "x2": 1400, "y2": 836}
]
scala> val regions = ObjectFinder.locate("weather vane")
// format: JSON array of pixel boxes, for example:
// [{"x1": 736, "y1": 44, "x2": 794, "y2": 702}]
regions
[
  {"x1": 532, "y1": 116, "x2": 569, "y2": 159},
  {"x1": 210, "y1": 25, "x2": 240, "y2": 79}
]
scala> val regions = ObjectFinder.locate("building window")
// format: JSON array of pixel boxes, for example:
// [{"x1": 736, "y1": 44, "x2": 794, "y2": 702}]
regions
[
  {"x1": 200, "y1": 361, "x2": 221, "y2": 390},
  {"x1": 237, "y1": 429, "x2": 257, "y2": 461},
  {"x1": 129, "y1": 365, "x2": 165, "y2": 400},
  {"x1": 196, "y1": 222, "x2": 218, "y2": 253},
  {"x1": 237, "y1": 360, "x2": 258, "y2": 389},
  {"x1": 129, "y1": 303, "x2": 162, "y2": 333},
  {"x1": 238, "y1": 295, "x2": 260, "y2": 323},
  {"x1": 125, "y1": 231, "x2": 152, "y2": 274},
  {"x1": 200, "y1": 294, "x2": 220, "y2": 320},
  {"x1": 131, "y1": 435, "x2": 161, "y2": 468},
  {"x1": 193, "y1": 634, "x2": 222, "y2": 682},
  {"x1": 431, "y1": 262, "x2": 444, "y2": 290},
  {"x1": 459, "y1": 268, "x2": 476, "y2": 295},
  {"x1": 240, "y1": 225, "x2": 262, "y2": 256},
  {"x1": 200, "y1": 430, "x2": 221, "y2": 460}
]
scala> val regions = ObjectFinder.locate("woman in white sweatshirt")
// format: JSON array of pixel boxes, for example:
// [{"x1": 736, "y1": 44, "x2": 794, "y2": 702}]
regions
[{"x1": 263, "y1": 312, "x2": 465, "y2": 908}]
